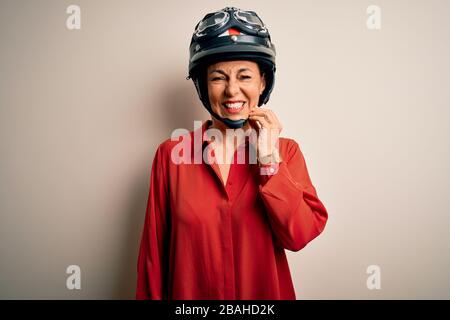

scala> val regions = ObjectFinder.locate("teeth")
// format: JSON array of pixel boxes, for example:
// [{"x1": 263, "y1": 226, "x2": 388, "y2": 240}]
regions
[{"x1": 224, "y1": 102, "x2": 244, "y2": 109}]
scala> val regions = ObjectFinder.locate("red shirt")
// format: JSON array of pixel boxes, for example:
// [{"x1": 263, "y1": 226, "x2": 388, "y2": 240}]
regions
[{"x1": 136, "y1": 120, "x2": 328, "y2": 300}]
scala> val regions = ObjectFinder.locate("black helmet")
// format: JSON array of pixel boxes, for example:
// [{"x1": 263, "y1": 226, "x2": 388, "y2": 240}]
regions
[{"x1": 187, "y1": 7, "x2": 276, "y2": 129}]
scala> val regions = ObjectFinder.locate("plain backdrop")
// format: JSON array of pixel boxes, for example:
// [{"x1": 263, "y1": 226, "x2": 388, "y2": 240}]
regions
[{"x1": 1, "y1": 0, "x2": 449, "y2": 299}]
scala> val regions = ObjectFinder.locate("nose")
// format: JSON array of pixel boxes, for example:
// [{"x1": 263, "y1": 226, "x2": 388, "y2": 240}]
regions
[{"x1": 225, "y1": 78, "x2": 240, "y2": 97}]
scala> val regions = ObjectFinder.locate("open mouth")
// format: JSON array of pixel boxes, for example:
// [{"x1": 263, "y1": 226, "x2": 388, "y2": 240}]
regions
[{"x1": 222, "y1": 101, "x2": 245, "y2": 114}]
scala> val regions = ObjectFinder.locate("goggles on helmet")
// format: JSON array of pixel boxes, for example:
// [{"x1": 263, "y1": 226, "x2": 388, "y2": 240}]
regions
[{"x1": 194, "y1": 7, "x2": 268, "y2": 39}]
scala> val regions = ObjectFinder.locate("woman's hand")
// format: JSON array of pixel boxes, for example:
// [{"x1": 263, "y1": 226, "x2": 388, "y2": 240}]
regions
[{"x1": 248, "y1": 106, "x2": 283, "y2": 159}]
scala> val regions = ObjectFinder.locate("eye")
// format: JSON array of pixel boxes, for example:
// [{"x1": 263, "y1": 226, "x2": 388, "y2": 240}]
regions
[
  {"x1": 240, "y1": 75, "x2": 251, "y2": 79},
  {"x1": 211, "y1": 77, "x2": 224, "y2": 81}
]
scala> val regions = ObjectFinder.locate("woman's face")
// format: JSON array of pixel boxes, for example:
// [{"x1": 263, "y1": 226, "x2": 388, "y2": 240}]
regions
[{"x1": 206, "y1": 60, "x2": 266, "y2": 125}]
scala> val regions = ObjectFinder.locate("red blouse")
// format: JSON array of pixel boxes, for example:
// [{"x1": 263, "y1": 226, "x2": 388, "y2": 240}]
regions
[{"x1": 136, "y1": 120, "x2": 328, "y2": 300}]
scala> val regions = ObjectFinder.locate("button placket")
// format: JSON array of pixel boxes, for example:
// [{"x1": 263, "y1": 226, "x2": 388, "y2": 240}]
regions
[{"x1": 220, "y1": 201, "x2": 235, "y2": 299}]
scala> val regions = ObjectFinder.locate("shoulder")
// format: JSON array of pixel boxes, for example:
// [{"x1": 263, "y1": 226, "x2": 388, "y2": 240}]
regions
[
  {"x1": 154, "y1": 129, "x2": 194, "y2": 160},
  {"x1": 278, "y1": 137, "x2": 302, "y2": 158},
  {"x1": 153, "y1": 137, "x2": 179, "y2": 163},
  {"x1": 157, "y1": 137, "x2": 179, "y2": 154}
]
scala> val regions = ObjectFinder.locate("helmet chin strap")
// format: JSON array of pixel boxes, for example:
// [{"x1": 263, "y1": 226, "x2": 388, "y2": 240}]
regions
[
  {"x1": 207, "y1": 106, "x2": 248, "y2": 129},
  {"x1": 220, "y1": 117, "x2": 247, "y2": 129}
]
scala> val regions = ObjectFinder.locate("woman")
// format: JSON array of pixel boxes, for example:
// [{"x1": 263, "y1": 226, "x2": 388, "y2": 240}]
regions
[{"x1": 136, "y1": 7, "x2": 328, "y2": 300}]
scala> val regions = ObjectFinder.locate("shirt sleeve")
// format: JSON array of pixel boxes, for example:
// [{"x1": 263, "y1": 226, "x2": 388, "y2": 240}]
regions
[
  {"x1": 136, "y1": 144, "x2": 170, "y2": 300},
  {"x1": 258, "y1": 139, "x2": 328, "y2": 252}
]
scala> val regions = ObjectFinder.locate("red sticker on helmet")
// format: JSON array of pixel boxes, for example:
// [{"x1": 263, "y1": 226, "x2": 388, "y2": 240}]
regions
[{"x1": 227, "y1": 28, "x2": 241, "y2": 35}]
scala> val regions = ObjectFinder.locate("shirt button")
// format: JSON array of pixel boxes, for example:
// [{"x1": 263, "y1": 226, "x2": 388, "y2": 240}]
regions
[{"x1": 269, "y1": 168, "x2": 275, "y2": 174}]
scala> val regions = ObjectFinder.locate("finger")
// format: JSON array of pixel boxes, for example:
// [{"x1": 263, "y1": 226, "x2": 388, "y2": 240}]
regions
[
  {"x1": 249, "y1": 114, "x2": 274, "y2": 128},
  {"x1": 262, "y1": 109, "x2": 279, "y2": 124},
  {"x1": 251, "y1": 109, "x2": 282, "y2": 131},
  {"x1": 249, "y1": 109, "x2": 275, "y2": 123},
  {"x1": 249, "y1": 109, "x2": 270, "y2": 116},
  {"x1": 267, "y1": 110, "x2": 281, "y2": 127},
  {"x1": 265, "y1": 111, "x2": 282, "y2": 132},
  {"x1": 247, "y1": 117, "x2": 261, "y2": 130},
  {"x1": 249, "y1": 114, "x2": 271, "y2": 128}
]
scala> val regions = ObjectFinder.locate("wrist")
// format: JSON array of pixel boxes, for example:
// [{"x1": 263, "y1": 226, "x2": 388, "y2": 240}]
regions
[{"x1": 258, "y1": 149, "x2": 282, "y2": 165}]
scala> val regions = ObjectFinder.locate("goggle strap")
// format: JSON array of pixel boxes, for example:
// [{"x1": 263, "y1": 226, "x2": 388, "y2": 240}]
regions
[{"x1": 190, "y1": 35, "x2": 271, "y2": 53}]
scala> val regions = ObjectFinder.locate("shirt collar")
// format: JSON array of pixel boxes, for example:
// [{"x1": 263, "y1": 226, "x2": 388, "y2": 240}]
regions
[{"x1": 192, "y1": 120, "x2": 255, "y2": 163}]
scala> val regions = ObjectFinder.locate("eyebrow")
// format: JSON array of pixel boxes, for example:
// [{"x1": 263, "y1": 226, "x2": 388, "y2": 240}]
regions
[{"x1": 209, "y1": 68, "x2": 253, "y2": 75}]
